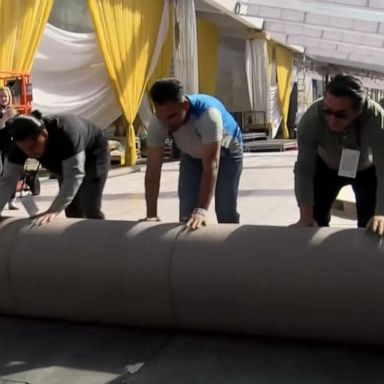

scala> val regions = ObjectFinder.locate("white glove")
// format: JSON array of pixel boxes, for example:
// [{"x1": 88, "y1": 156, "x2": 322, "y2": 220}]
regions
[{"x1": 186, "y1": 208, "x2": 207, "y2": 230}]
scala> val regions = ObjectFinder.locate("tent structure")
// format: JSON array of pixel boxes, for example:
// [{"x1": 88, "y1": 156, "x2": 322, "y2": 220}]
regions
[
  {"x1": 234, "y1": 0, "x2": 384, "y2": 74},
  {"x1": 8, "y1": 0, "x2": 384, "y2": 161},
  {"x1": 30, "y1": 0, "x2": 267, "y2": 132}
]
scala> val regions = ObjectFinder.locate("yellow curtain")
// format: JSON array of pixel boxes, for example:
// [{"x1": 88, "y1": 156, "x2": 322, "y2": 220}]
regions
[
  {"x1": 275, "y1": 44, "x2": 292, "y2": 139},
  {"x1": 267, "y1": 41, "x2": 292, "y2": 139},
  {"x1": 197, "y1": 19, "x2": 218, "y2": 95},
  {"x1": 0, "y1": 0, "x2": 53, "y2": 72},
  {"x1": 88, "y1": 0, "x2": 164, "y2": 166}
]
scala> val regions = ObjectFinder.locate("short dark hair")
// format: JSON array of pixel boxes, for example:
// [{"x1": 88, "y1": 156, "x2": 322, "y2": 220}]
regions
[
  {"x1": 149, "y1": 78, "x2": 184, "y2": 105},
  {"x1": 10, "y1": 110, "x2": 44, "y2": 141},
  {"x1": 326, "y1": 73, "x2": 366, "y2": 110}
]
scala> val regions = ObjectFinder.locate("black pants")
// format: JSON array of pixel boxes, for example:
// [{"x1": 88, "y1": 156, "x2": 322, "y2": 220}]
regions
[
  {"x1": 24, "y1": 170, "x2": 41, "y2": 196},
  {"x1": 58, "y1": 150, "x2": 110, "y2": 220},
  {"x1": 1, "y1": 152, "x2": 16, "y2": 200},
  {"x1": 313, "y1": 156, "x2": 377, "y2": 228}
]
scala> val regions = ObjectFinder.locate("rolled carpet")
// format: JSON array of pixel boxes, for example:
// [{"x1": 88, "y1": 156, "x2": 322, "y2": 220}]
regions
[{"x1": 0, "y1": 217, "x2": 383, "y2": 345}]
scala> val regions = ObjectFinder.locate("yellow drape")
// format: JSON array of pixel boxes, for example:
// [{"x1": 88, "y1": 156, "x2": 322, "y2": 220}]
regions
[
  {"x1": 267, "y1": 41, "x2": 292, "y2": 139},
  {"x1": 0, "y1": 0, "x2": 53, "y2": 72},
  {"x1": 88, "y1": 0, "x2": 164, "y2": 166},
  {"x1": 197, "y1": 19, "x2": 218, "y2": 95},
  {"x1": 275, "y1": 44, "x2": 292, "y2": 139}
]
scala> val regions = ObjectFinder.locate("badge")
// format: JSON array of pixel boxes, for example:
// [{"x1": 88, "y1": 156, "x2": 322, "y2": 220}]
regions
[{"x1": 338, "y1": 149, "x2": 360, "y2": 178}]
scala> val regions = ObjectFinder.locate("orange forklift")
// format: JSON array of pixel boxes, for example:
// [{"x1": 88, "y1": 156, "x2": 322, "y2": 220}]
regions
[
  {"x1": 1, "y1": 70, "x2": 40, "y2": 195},
  {"x1": 0, "y1": 70, "x2": 33, "y2": 114}
]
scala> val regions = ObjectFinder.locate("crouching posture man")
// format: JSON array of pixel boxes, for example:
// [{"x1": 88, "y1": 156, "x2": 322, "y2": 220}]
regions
[
  {"x1": 0, "y1": 112, "x2": 110, "y2": 225},
  {"x1": 143, "y1": 78, "x2": 243, "y2": 229},
  {"x1": 293, "y1": 74, "x2": 384, "y2": 235}
]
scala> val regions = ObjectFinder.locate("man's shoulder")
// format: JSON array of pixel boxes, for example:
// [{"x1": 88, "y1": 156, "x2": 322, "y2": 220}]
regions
[
  {"x1": 303, "y1": 99, "x2": 323, "y2": 119},
  {"x1": 47, "y1": 115, "x2": 95, "y2": 141},
  {"x1": 363, "y1": 98, "x2": 384, "y2": 123},
  {"x1": 359, "y1": 100, "x2": 384, "y2": 139},
  {"x1": 189, "y1": 94, "x2": 228, "y2": 118},
  {"x1": 298, "y1": 99, "x2": 323, "y2": 129},
  {"x1": 296, "y1": 100, "x2": 324, "y2": 143},
  {"x1": 47, "y1": 114, "x2": 88, "y2": 131},
  {"x1": 194, "y1": 107, "x2": 222, "y2": 126}
]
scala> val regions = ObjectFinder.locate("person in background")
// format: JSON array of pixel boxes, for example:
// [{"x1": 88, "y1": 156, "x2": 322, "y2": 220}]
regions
[
  {"x1": 0, "y1": 86, "x2": 19, "y2": 210},
  {"x1": 0, "y1": 111, "x2": 110, "y2": 225},
  {"x1": 293, "y1": 73, "x2": 384, "y2": 235},
  {"x1": 143, "y1": 78, "x2": 243, "y2": 229}
]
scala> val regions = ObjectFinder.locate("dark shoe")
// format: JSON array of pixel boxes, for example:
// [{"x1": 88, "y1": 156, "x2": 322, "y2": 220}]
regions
[{"x1": 8, "y1": 203, "x2": 19, "y2": 210}]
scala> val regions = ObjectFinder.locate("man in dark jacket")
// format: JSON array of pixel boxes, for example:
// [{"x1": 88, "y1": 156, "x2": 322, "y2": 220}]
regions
[{"x1": 0, "y1": 111, "x2": 110, "y2": 225}]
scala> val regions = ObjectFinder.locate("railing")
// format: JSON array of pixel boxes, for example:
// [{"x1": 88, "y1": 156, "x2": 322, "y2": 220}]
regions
[{"x1": 231, "y1": 110, "x2": 269, "y2": 135}]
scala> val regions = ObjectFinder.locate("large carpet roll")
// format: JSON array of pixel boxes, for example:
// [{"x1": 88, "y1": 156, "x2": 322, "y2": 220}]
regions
[{"x1": 0, "y1": 218, "x2": 383, "y2": 344}]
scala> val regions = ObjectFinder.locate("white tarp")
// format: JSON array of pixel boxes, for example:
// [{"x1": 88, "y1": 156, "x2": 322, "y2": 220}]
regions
[
  {"x1": 138, "y1": 0, "x2": 171, "y2": 128},
  {"x1": 173, "y1": 0, "x2": 199, "y2": 93},
  {"x1": 216, "y1": 36, "x2": 251, "y2": 112},
  {"x1": 245, "y1": 39, "x2": 270, "y2": 123},
  {"x1": 270, "y1": 85, "x2": 282, "y2": 138},
  {"x1": 31, "y1": 23, "x2": 121, "y2": 129}
]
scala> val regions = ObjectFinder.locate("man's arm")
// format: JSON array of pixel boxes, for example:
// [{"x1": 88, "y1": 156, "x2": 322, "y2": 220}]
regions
[
  {"x1": 145, "y1": 147, "x2": 164, "y2": 218},
  {"x1": 293, "y1": 111, "x2": 319, "y2": 226},
  {"x1": 367, "y1": 114, "x2": 384, "y2": 235},
  {"x1": 0, "y1": 161, "x2": 24, "y2": 213},
  {"x1": 33, "y1": 152, "x2": 86, "y2": 225},
  {"x1": 296, "y1": 205, "x2": 315, "y2": 226},
  {"x1": 197, "y1": 141, "x2": 221, "y2": 210},
  {"x1": 48, "y1": 151, "x2": 86, "y2": 213},
  {"x1": 368, "y1": 143, "x2": 384, "y2": 235},
  {"x1": 370, "y1": 111, "x2": 384, "y2": 216},
  {"x1": 186, "y1": 141, "x2": 221, "y2": 230},
  {"x1": 186, "y1": 108, "x2": 224, "y2": 229}
]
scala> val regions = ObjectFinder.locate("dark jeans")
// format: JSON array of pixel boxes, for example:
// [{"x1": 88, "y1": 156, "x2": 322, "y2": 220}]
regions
[
  {"x1": 313, "y1": 156, "x2": 377, "y2": 228},
  {"x1": 25, "y1": 170, "x2": 41, "y2": 196},
  {"x1": 178, "y1": 148, "x2": 243, "y2": 223}
]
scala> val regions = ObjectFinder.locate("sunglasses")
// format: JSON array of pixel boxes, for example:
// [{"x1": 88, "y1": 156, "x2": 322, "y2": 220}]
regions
[{"x1": 323, "y1": 108, "x2": 348, "y2": 120}]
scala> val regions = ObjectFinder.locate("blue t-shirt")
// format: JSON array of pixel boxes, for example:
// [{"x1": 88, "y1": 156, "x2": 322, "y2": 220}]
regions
[{"x1": 147, "y1": 94, "x2": 243, "y2": 159}]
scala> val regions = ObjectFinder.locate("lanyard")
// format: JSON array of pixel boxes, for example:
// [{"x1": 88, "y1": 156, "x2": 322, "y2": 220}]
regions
[{"x1": 337, "y1": 122, "x2": 361, "y2": 150}]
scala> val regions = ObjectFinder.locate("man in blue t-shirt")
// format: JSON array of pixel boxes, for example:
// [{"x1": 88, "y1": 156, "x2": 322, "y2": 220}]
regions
[{"x1": 143, "y1": 78, "x2": 243, "y2": 229}]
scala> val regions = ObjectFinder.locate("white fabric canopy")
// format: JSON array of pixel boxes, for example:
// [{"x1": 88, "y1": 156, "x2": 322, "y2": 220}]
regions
[
  {"x1": 270, "y1": 85, "x2": 282, "y2": 139},
  {"x1": 238, "y1": 0, "x2": 384, "y2": 75},
  {"x1": 216, "y1": 36, "x2": 251, "y2": 112},
  {"x1": 48, "y1": 0, "x2": 94, "y2": 33},
  {"x1": 304, "y1": 73, "x2": 314, "y2": 107},
  {"x1": 31, "y1": 23, "x2": 121, "y2": 129},
  {"x1": 173, "y1": 0, "x2": 199, "y2": 93},
  {"x1": 245, "y1": 39, "x2": 270, "y2": 122}
]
